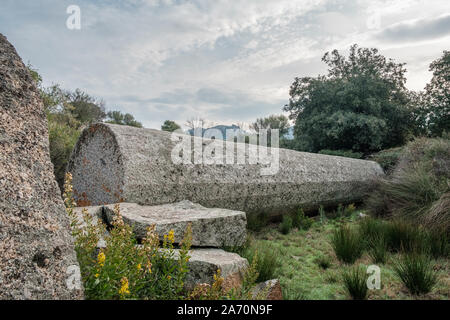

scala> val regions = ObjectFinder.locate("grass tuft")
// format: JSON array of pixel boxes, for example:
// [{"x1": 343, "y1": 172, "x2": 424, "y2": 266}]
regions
[
  {"x1": 393, "y1": 253, "x2": 438, "y2": 295},
  {"x1": 342, "y1": 266, "x2": 368, "y2": 300},
  {"x1": 331, "y1": 224, "x2": 363, "y2": 264}
]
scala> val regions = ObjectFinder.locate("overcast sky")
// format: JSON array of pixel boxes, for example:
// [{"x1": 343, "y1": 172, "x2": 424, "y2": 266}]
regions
[{"x1": 1, "y1": 0, "x2": 449, "y2": 129}]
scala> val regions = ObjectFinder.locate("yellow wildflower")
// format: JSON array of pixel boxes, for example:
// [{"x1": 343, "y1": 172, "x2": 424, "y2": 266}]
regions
[
  {"x1": 167, "y1": 229, "x2": 175, "y2": 243},
  {"x1": 137, "y1": 263, "x2": 142, "y2": 271},
  {"x1": 118, "y1": 277, "x2": 130, "y2": 296},
  {"x1": 97, "y1": 251, "x2": 106, "y2": 267},
  {"x1": 167, "y1": 275, "x2": 172, "y2": 280},
  {"x1": 147, "y1": 261, "x2": 152, "y2": 274},
  {"x1": 95, "y1": 273, "x2": 100, "y2": 278}
]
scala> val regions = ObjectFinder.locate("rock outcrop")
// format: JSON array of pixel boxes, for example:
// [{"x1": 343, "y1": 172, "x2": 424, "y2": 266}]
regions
[
  {"x1": 171, "y1": 248, "x2": 249, "y2": 291},
  {"x1": 0, "y1": 33, "x2": 82, "y2": 299},
  {"x1": 102, "y1": 201, "x2": 246, "y2": 247},
  {"x1": 68, "y1": 123, "x2": 384, "y2": 216}
]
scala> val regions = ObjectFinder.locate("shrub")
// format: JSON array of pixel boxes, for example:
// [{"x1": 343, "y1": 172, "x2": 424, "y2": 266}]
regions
[
  {"x1": 394, "y1": 253, "x2": 438, "y2": 295},
  {"x1": 280, "y1": 216, "x2": 293, "y2": 235},
  {"x1": 48, "y1": 120, "x2": 80, "y2": 191},
  {"x1": 240, "y1": 245, "x2": 280, "y2": 282},
  {"x1": 318, "y1": 149, "x2": 363, "y2": 159},
  {"x1": 64, "y1": 173, "x2": 192, "y2": 300},
  {"x1": 369, "y1": 147, "x2": 403, "y2": 173},
  {"x1": 331, "y1": 224, "x2": 363, "y2": 264},
  {"x1": 292, "y1": 208, "x2": 314, "y2": 230},
  {"x1": 342, "y1": 266, "x2": 368, "y2": 300},
  {"x1": 366, "y1": 137, "x2": 450, "y2": 232}
]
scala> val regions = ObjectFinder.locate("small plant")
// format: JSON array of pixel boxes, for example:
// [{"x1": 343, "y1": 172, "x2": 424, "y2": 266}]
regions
[
  {"x1": 344, "y1": 203, "x2": 356, "y2": 216},
  {"x1": 393, "y1": 253, "x2": 438, "y2": 295},
  {"x1": 64, "y1": 172, "x2": 192, "y2": 300},
  {"x1": 247, "y1": 212, "x2": 269, "y2": 232},
  {"x1": 292, "y1": 208, "x2": 314, "y2": 230},
  {"x1": 331, "y1": 224, "x2": 363, "y2": 264},
  {"x1": 426, "y1": 230, "x2": 450, "y2": 259},
  {"x1": 342, "y1": 266, "x2": 368, "y2": 300},
  {"x1": 368, "y1": 235, "x2": 388, "y2": 264},
  {"x1": 280, "y1": 215, "x2": 293, "y2": 235},
  {"x1": 384, "y1": 220, "x2": 426, "y2": 253},
  {"x1": 358, "y1": 217, "x2": 386, "y2": 248},
  {"x1": 319, "y1": 205, "x2": 327, "y2": 224},
  {"x1": 315, "y1": 255, "x2": 332, "y2": 269},
  {"x1": 282, "y1": 287, "x2": 306, "y2": 300},
  {"x1": 240, "y1": 245, "x2": 279, "y2": 282}
]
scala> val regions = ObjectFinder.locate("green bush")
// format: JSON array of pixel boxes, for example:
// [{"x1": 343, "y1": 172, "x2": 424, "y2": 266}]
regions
[
  {"x1": 64, "y1": 173, "x2": 191, "y2": 300},
  {"x1": 318, "y1": 149, "x2": 363, "y2": 159},
  {"x1": 48, "y1": 120, "x2": 80, "y2": 191},
  {"x1": 369, "y1": 147, "x2": 403, "y2": 173},
  {"x1": 292, "y1": 208, "x2": 314, "y2": 230},
  {"x1": 342, "y1": 266, "x2": 368, "y2": 300},
  {"x1": 394, "y1": 253, "x2": 438, "y2": 295},
  {"x1": 331, "y1": 224, "x2": 363, "y2": 264},
  {"x1": 366, "y1": 137, "x2": 450, "y2": 232},
  {"x1": 280, "y1": 216, "x2": 293, "y2": 235},
  {"x1": 240, "y1": 245, "x2": 279, "y2": 283}
]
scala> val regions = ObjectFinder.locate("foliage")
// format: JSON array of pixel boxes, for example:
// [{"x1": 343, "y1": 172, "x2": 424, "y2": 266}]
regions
[
  {"x1": 48, "y1": 120, "x2": 80, "y2": 189},
  {"x1": 246, "y1": 212, "x2": 270, "y2": 232},
  {"x1": 394, "y1": 253, "x2": 438, "y2": 295},
  {"x1": 421, "y1": 51, "x2": 450, "y2": 137},
  {"x1": 315, "y1": 255, "x2": 332, "y2": 269},
  {"x1": 368, "y1": 147, "x2": 404, "y2": 173},
  {"x1": 292, "y1": 208, "x2": 314, "y2": 230},
  {"x1": 342, "y1": 266, "x2": 368, "y2": 300},
  {"x1": 27, "y1": 65, "x2": 143, "y2": 192},
  {"x1": 367, "y1": 235, "x2": 388, "y2": 264},
  {"x1": 280, "y1": 215, "x2": 293, "y2": 235},
  {"x1": 240, "y1": 245, "x2": 280, "y2": 283},
  {"x1": 161, "y1": 120, "x2": 181, "y2": 132},
  {"x1": 331, "y1": 224, "x2": 363, "y2": 264},
  {"x1": 284, "y1": 44, "x2": 413, "y2": 155},
  {"x1": 318, "y1": 149, "x2": 363, "y2": 159},
  {"x1": 366, "y1": 137, "x2": 450, "y2": 232},
  {"x1": 64, "y1": 173, "x2": 192, "y2": 300},
  {"x1": 106, "y1": 110, "x2": 143, "y2": 128}
]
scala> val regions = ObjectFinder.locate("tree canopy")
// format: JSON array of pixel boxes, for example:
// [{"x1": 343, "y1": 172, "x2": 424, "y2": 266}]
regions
[
  {"x1": 161, "y1": 120, "x2": 181, "y2": 132},
  {"x1": 106, "y1": 110, "x2": 143, "y2": 128},
  {"x1": 284, "y1": 44, "x2": 413, "y2": 154},
  {"x1": 423, "y1": 50, "x2": 450, "y2": 136}
]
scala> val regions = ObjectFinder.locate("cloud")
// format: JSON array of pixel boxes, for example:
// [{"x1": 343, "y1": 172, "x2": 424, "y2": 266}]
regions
[
  {"x1": 377, "y1": 14, "x2": 450, "y2": 42},
  {"x1": 1, "y1": 0, "x2": 449, "y2": 128}
]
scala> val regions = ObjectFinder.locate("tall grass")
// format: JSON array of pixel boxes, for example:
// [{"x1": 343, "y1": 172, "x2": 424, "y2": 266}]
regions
[
  {"x1": 331, "y1": 224, "x2": 363, "y2": 264},
  {"x1": 280, "y1": 216, "x2": 293, "y2": 235},
  {"x1": 342, "y1": 266, "x2": 368, "y2": 300},
  {"x1": 366, "y1": 137, "x2": 450, "y2": 232},
  {"x1": 394, "y1": 253, "x2": 438, "y2": 295}
]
